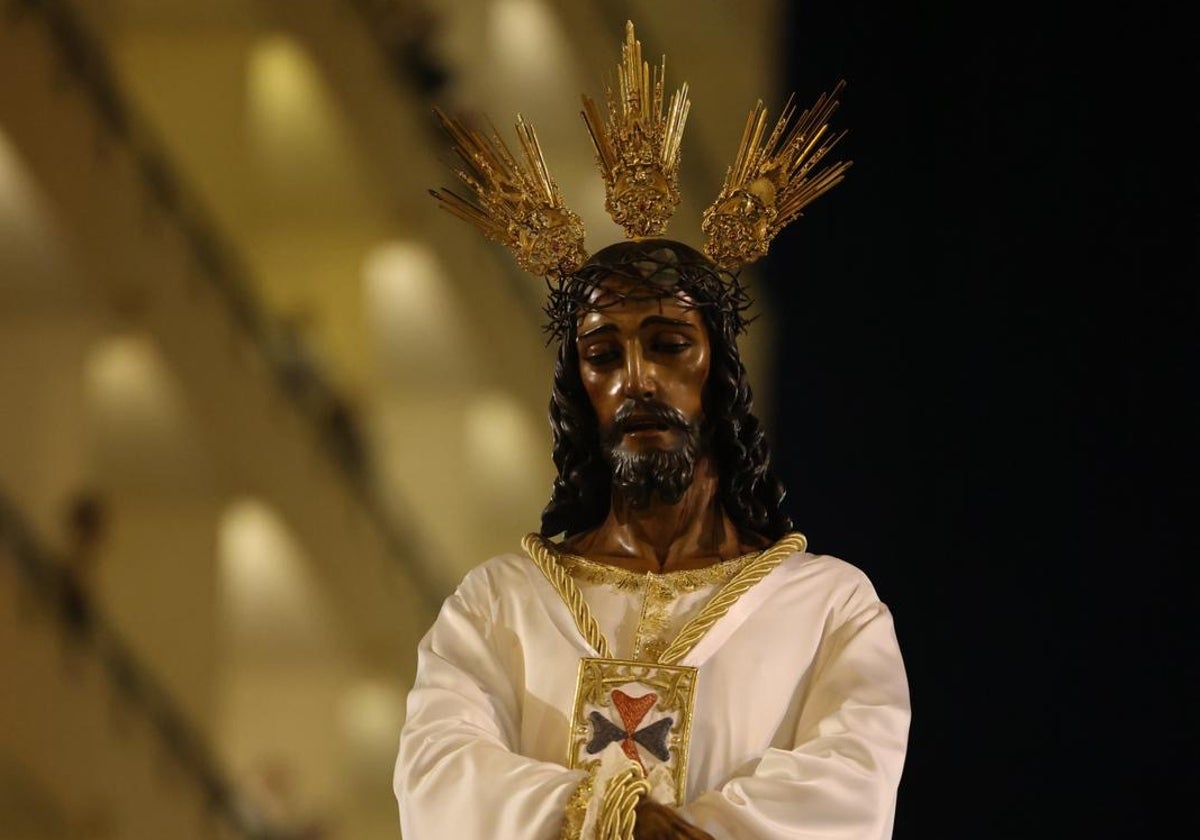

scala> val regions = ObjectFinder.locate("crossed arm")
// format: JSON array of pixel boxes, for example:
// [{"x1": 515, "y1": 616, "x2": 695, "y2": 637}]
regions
[
  {"x1": 636, "y1": 800, "x2": 716, "y2": 840},
  {"x1": 395, "y1": 569, "x2": 908, "y2": 840}
]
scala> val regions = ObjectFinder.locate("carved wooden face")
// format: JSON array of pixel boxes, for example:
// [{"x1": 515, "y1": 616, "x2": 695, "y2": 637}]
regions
[{"x1": 575, "y1": 278, "x2": 710, "y2": 461}]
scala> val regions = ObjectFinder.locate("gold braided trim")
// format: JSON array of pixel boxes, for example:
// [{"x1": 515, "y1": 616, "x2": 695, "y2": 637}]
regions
[
  {"x1": 552, "y1": 548, "x2": 761, "y2": 662},
  {"x1": 523, "y1": 532, "x2": 807, "y2": 666},
  {"x1": 557, "y1": 550, "x2": 757, "y2": 592},
  {"x1": 631, "y1": 576, "x2": 668, "y2": 661},
  {"x1": 656, "y1": 532, "x2": 807, "y2": 666},
  {"x1": 597, "y1": 766, "x2": 650, "y2": 840},
  {"x1": 523, "y1": 533, "x2": 612, "y2": 658},
  {"x1": 559, "y1": 766, "x2": 597, "y2": 840}
]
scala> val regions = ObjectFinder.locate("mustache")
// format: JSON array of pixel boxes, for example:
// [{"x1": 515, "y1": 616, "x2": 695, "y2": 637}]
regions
[
  {"x1": 604, "y1": 400, "x2": 692, "y2": 442},
  {"x1": 602, "y1": 400, "x2": 701, "y2": 508}
]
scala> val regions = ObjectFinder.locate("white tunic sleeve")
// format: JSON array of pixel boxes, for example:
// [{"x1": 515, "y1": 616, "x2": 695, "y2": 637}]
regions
[
  {"x1": 677, "y1": 592, "x2": 911, "y2": 840},
  {"x1": 394, "y1": 568, "x2": 586, "y2": 840}
]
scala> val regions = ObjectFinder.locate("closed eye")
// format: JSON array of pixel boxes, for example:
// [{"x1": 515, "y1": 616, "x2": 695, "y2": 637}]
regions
[
  {"x1": 651, "y1": 332, "x2": 693, "y2": 354},
  {"x1": 582, "y1": 346, "x2": 620, "y2": 365},
  {"x1": 653, "y1": 341, "x2": 691, "y2": 354}
]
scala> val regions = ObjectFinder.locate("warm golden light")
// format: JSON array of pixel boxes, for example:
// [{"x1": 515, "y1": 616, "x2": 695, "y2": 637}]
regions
[
  {"x1": 218, "y1": 497, "x2": 339, "y2": 660},
  {"x1": 0, "y1": 126, "x2": 78, "y2": 295},
  {"x1": 246, "y1": 33, "x2": 368, "y2": 214},
  {"x1": 464, "y1": 391, "x2": 539, "y2": 488},
  {"x1": 362, "y1": 240, "x2": 470, "y2": 385},
  {"x1": 339, "y1": 678, "x2": 406, "y2": 776},
  {"x1": 488, "y1": 0, "x2": 570, "y2": 85}
]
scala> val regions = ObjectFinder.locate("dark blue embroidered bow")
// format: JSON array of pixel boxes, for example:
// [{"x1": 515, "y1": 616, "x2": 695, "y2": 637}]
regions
[
  {"x1": 584, "y1": 689, "x2": 673, "y2": 769},
  {"x1": 586, "y1": 711, "x2": 673, "y2": 761}
]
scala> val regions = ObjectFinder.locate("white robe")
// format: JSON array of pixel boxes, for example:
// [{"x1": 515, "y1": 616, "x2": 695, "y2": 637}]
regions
[{"x1": 394, "y1": 540, "x2": 910, "y2": 840}]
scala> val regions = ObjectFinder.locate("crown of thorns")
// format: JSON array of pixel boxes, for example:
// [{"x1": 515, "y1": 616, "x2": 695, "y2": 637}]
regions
[
  {"x1": 542, "y1": 240, "x2": 754, "y2": 344},
  {"x1": 429, "y1": 20, "x2": 849, "y2": 337}
]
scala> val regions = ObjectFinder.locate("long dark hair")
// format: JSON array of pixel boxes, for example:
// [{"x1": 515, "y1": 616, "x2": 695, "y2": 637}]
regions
[{"x1": 539, "y1": 239, "x2": 793, "y2": 543}]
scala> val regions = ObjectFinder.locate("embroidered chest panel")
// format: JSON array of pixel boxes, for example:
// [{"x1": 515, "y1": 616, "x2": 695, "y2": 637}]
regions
[{"x1": 568, "y1": 657, "x2": 698, "y2": 806}]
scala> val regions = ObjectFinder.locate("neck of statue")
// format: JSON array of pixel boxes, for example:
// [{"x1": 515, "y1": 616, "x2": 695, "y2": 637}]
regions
[{"x1": 566, "y1": 456, "x2": 757, "y2": 573}]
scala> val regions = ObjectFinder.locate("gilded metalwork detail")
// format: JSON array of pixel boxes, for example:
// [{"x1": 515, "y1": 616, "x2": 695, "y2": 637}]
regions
[
  {"x1": 702, "y1": 82, "x2": 851, "y2": 270},
  {"x1": 430, "y1": 109, "x2": 588, "y2": 278},
  {"x1": 430, "y1": 17, "x2": 851, "y2": 287},
  {"x1": 569, "y1": 657, "x2": 698, "y2": 807},
  {"x1": 582, "y1": 21, "x2": 691, "y2": 238}
]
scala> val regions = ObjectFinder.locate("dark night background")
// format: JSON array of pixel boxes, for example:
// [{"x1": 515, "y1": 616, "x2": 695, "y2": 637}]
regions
[{"x1": 764, "y1": 3, "x2": 1194, "y2": 838}]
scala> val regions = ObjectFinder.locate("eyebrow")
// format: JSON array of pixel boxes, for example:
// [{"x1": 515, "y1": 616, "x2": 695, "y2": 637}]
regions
[{"x1": 577, "y1": 316, "x2": 699, "y2": 341}]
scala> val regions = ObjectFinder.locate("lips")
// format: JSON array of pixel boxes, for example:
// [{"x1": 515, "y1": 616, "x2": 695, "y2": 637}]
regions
[
  {"x1": 621, "y1": 415, "x2": 673, "y2": 434},
  {"x1": 605, "y1": 400, "x2": 691, "y2": 447}
]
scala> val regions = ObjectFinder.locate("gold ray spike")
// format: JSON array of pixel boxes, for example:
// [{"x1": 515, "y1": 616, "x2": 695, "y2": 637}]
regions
[
  {"x1": 581, "y1": 20, "x2": 691, "y2": 238},
  {"x1": 702, "y1": 80, "x2": 852, "y2": 269},
  {"x1": 430, "y1": 107, "x2": 588, "y2": 277}
]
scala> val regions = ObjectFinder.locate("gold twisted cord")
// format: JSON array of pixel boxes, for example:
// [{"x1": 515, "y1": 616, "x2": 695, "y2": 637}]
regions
[
  {"x1": 523, "y1": 533, "x2": 612, "y2": 658},
  {"x1": 655, "y1": 532, "x2": 806, "y2": 665},
  {"x1": 597, "y1": 766, "x2": 650, "y2": 840},
  {"x1": 522, "y1": 532, "x2": 807, "y2": 666}
]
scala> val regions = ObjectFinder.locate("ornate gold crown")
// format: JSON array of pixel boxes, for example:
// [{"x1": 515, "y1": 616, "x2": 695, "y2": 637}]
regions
[{"x1": 430, "y1": 21, "x2": 849, "y2": 275}]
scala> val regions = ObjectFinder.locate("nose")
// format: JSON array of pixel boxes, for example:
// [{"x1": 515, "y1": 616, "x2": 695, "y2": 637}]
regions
[{"x1": 621, "y1": 345, "x2": 656, "y2": 400}]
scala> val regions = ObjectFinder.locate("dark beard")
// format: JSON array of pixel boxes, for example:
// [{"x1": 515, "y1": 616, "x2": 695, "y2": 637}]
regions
[{"x1": 601, "y1": 400, "x2": 701, "y2": 509}]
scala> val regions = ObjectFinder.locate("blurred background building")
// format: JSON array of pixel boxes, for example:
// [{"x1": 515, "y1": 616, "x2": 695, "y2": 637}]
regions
[
  {"x1": 0, "y1": 1, "x2": 788, "y2": 838},
  {"x1": 3, "y1": 1, "x2": 1191, "y2": 839}
]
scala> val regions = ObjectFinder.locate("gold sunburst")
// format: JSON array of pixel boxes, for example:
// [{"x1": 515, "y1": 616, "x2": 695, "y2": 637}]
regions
[
  {"x1": 581, "y1": 20, "x2": 691, "y2": 238},
  {"x1": 429, "y1": 108, "x2": 588, "y2": 277},
  {"x1": 702, "y1": 81, "x2": 851, "y2": 269}
]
